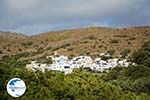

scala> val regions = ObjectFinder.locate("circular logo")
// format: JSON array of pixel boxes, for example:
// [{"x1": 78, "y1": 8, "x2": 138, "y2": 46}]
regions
[{"x1": 6, "y1": 78, "x2": 26, "y2": 97}]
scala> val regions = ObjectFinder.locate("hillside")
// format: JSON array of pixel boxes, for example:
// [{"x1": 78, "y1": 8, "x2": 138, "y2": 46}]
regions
[
  {"x1": 0, "y1": 26, "x2": 150, "y2": 61},
  {"x1": 0, "y1": 26, "x2": 150, "y2": 100},
  {"x1": 0, "y1": 31, "x2": 27, "y2": 42}
]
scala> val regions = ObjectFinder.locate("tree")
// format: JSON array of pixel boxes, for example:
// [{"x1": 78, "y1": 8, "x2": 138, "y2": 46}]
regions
[
  {"x1": 132, "y1": 40, "x2": 150, "y2": 67},
  {"x1": 124, "y1": 65, "x2": 150, "y2": 80}
]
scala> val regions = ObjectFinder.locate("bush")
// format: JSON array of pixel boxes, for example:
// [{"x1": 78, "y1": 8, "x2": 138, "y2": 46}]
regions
[
  {"x1": 18, "y1": 48, "x2": 22, "y2": 51},
  {"x1": 104, "y1": 67, "x2": 123, "y2": 81},
  {"x1": 58, "y1": 43, "x2": 71, "y2": 49},
  {"x1": 3, "y1": 46, "x2": 6, "y2": 49},
  {"x1": 37, "y1": 47, "x2": 44, "y2": 53},
  {"x1": 110, "y1": 39, "x2": 119, "y2": 43},
  {"x1": 7, "y1": 49, "x2": 11, "y2": 52},
  {"x1": 129, "y1": 37, "x2": 136, "y2": 41},
  {"x1": 132, "y1": 40, "x2": 150, "y2": 67},
  {"x1": 120, "y1": 49, "x2": 131, "y2": 58},
  {"x1": 128, "y1": 41, "x2": 131, "y2": 45},
  {"x1": 1, "y1": 55, "x2": 11, "y2": 62},
  {"x1": 124, "y1": 65, "x2": 150, "y2": 80},
  {"x1": 0, "y1": 63, "x2": 150, "y2": 100},
  {"x1": 67, "y1": 47, "x2": 74, "y2": 51},
  {"x1": 101, "y1": 55, "x2": 112, "y2": 61},
  {"x1": 114, "y1": 35, "x2": 129, "y2": 38},
  {"x1": 107, "y1": 50, "x2": 115, "y2": 55},
  {"x1": 14, "y1": 52, "x2": 30, "y2": 59},
  {"x1": 0, "y1": 50, "x2": 2, "y2": 54},
  {"x1": 21, "y1": 41, "x2": 33, "y2": 47},
  {"x1": 134, "y1": 77, "x2": 150, "y2": 94},
  {"x1": 43, "y1": 58, "x2": 52, "y2": 64},
  {"x1": 86, "y1": 35, "x2": 97, "y2": 40}
]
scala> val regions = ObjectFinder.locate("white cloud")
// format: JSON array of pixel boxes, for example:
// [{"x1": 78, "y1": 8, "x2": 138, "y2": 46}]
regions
[{"x1": 4, "y1": 0, "x2": 42, "y2": 11}]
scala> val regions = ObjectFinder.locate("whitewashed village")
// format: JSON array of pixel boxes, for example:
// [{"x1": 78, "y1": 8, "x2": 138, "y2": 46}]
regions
[{"x1": 26, "y1": 52, "x2": 135, "y2": 74}]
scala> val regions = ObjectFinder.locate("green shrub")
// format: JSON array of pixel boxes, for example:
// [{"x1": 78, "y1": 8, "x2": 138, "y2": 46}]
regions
[
  {"x1": 129, "y1": 37, "x2": 136, "y2": 41},
  {"x1": 124, "y1": 65, "x2": 150, "y2": 80},
  {"x1": 14, "y1": 52, "x2": 30, "y2": 59},
  {"x1": 114, "y1": 35, "x2": 129, "y2": 38},
  {"x1": 107, "y1": 49, "x2": 115, "y2": 55},
  {"x1": 37, "y1": 47, "x2": 44, "y2": 53},
  {"x1": 133, "y1": 77, "x2": 150, "y2": 94},
  {"x1": 120, "y1": 49, "x2": 131, "y2": 58},
  {"x1": 0, "y1": 50, "x2": 2, "y2": 54},
  {"x1": 67, "y1": 47, "x2": 74, "y2": 51},
  {"x1": 18, "y1": 48, "x2": 22, "y2": 51},
  {"x1": 21, "y1": 41, "x2": 33, "y2": 47},
  {"x1": 110, "y1": 39, "x2": 119, "y2": 43},
  {"x1": 1, "y1": 55, "x2": 11, "y2": 62},
  {"x1": 132, "y1": 40, "x2": 150, "y2": 67}
]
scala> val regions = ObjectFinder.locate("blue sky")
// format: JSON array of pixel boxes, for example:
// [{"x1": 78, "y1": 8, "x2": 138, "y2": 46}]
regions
[{"x1": 0, "y1": 0, "x2": 150, "y2": 35}]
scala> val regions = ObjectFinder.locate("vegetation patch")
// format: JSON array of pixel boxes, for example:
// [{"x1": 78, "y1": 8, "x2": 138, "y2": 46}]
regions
[{"x1": 110, "y1": 39, "x2": 119, "y2": 43}]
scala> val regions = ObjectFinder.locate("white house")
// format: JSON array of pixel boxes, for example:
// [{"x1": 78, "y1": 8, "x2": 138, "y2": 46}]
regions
[
  {"x1": 26, "y1": 53, "x2": 135, "y2": 74},
  {"x1": 47, "y1": 55, "x2": 73, "y2": 74},
  {"x1": 26, "y1": 61, "x2": 47, "y2": 73}
]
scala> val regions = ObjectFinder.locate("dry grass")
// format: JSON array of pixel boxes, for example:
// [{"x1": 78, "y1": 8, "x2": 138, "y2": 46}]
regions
[{"x1": 0, "y1": 26, "x2": 150, "y2": 60}]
